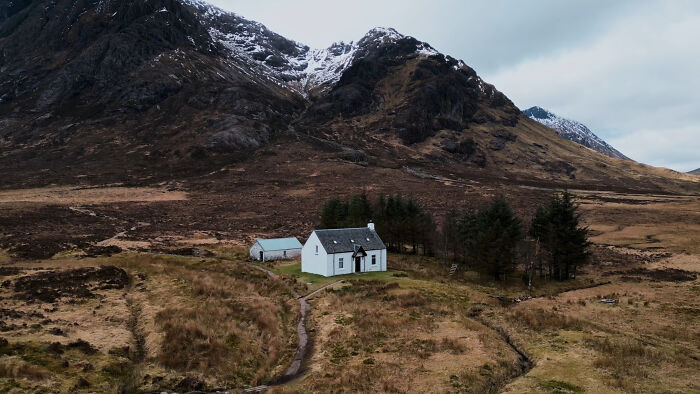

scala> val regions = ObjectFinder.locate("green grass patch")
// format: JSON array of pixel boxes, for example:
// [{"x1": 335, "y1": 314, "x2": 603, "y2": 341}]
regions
[
  {"x1": 538, "y1": 379, "x2": 585, "y2": 393},
  {"x1": 272, "y1": 262, "x2": 408, "y2": 291}
]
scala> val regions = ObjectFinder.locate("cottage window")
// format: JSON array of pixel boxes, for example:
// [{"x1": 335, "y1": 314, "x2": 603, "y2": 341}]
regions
[
  {"x1": 283, "y1": 250, "x2": 287, "y2": 257},
  {"x1": 339, "y1": 258, "x2": 344, "y2": 269},
  {"x1": 315, "y1": 245, "x2": 318, "y2": 255},
  {"x1": 372, "y1": 255, "x2": 376, "y2": 265}
]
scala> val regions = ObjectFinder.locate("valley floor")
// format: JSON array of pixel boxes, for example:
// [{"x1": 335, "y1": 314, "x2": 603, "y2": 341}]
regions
[{"x1": 0, "y1": 183, "x2": 698, "y2": 392}]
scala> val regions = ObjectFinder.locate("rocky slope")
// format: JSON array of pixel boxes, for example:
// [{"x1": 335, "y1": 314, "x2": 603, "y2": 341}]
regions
[
  {"x1": 689, "y1": 168, "x2": 700, "y2": 176},
  {"x1": 0, "y1": 0, "x2": 697, "y2": 193},
  {"x1": 523, "y1": 106, "x2": 630, "y2": 160}
]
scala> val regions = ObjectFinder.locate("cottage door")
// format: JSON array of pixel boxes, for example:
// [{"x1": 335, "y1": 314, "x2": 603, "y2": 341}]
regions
[
  {"x1": 259, "y1": 251, "x2": 264, "y2": 261},
  {"x1": 355, "y1": 257, "x2": 361, "y2": 273}
]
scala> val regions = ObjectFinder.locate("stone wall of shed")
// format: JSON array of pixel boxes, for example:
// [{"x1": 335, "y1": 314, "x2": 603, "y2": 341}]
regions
[
  {"x1": 262, "y1": 248, "x2": 301, "y2": 262},
  {"x1": 250, "y1": 242, "x2": 300, "y2": 262}
]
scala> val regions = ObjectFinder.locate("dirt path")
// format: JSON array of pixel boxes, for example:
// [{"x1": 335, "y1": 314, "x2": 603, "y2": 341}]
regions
[
  {"x1": 228, "y1": 261, "x2": 341, "y2": 390},
  {"x1": 281, "y1": 280, "x2": 342, "y2": 379}
]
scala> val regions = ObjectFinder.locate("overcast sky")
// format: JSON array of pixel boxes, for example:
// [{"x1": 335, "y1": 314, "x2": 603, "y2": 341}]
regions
[{"x1": 207, "y1": 0, "x2": 700, "y2": 172}]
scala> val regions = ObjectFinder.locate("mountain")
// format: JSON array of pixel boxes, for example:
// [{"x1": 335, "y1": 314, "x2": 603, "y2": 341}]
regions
[
  {"x1": 0, "y1": 0, "x2": 697, "y2": 194},
  {"x1": 523, "y1": 106, "x2": 630, "y2": 160},
  {"x1": 689, "y1": 168, "x2": 700, "y2": 176}
]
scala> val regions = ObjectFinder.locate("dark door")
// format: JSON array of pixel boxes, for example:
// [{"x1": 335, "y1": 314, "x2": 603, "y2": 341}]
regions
[
  {"x1": 355, "y1": 257, "x2": 361, "y2": 273},
  {"x1": 259, "y1": 251, "x2": 264, "y2": 261}
]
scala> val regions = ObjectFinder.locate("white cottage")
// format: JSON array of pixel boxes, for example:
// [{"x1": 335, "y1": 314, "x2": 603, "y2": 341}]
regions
[
  {"x1": 301, "y1": 223, "x2": 387, "y2": 277},
  {"x1": 250, "y1": 237, "x2": 302, "y2": 262}
]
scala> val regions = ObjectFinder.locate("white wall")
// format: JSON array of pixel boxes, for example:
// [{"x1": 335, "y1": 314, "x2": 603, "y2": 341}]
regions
[
  {"x1": 365, "y1": 249, "x2": 385, "y2": 272},
  {"x1": 324, "y1": 248, "x2": 387, "y2": 276},
  {"x1": 250, "y1": 242, "x2": 263, "y2": 261},
  {"x1": 302, "y1": 231, "x2": 388, "y2": 277},
  {"x1": 329, "y1": 251, "x2": 354, "y2": 276},
  {"x1": 250, "y1": 242, "x2": 301, "y2": 262},
  {"x1": 301, "y1": 232, "x2": 329, "y2": 276}
]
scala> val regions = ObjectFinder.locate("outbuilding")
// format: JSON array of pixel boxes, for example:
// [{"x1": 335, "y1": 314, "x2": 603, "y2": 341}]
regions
[
  {"x1": 249, "y1": 237, "x2": 302, "y2": 262},
  {"x1": 301, "y1": 223, "x2": 387, "y2": 277}
]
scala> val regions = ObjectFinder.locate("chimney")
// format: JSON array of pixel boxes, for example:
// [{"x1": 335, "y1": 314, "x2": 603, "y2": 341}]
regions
[{"x1": 368, "y1": 221, "x2": 375, "y2": 230}]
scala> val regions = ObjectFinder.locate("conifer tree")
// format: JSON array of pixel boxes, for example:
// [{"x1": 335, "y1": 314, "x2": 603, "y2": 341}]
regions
[
  {"x1": 461, "y1": 197, "x2": 523, "y2": 280},
  {"x1": 319, "y1": 198, "x2": 347, "y2": 229},
  {"x1": 347, "y1": 192, "x2": 372, "y2": 227},
  {"x1": 530, "y1": 191, "x2": 590, "y2": 280}
]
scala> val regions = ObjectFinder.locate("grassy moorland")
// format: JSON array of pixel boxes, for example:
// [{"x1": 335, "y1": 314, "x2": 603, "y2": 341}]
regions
[
  {"x1": 0, "y1": 254, "x2": 298, "y2": 392},
  {"x1": 0, "y1": 189, "x2": 697, "y2": 392},
  {"x1": 268, "y1": 247, "x2": 698, "y2": 393}
]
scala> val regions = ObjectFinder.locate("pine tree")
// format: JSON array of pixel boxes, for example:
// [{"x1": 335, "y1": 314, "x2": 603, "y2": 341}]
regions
[
  {"x1": 529, "y1": 205, "x2": 551, "y2": 278},
  {"x1": 319, "y1": 198, "x2": 347, "y2": 229},
  {"x1": 347, "y1": 192, "x2": 372, "y2": 227},
  {"x1": 319, "y1": 193, "x2": 437, "y2": 256},
  {"x1": 530, "y1": 191, "x2": 591, "y2": 281},
  {"x1": 441, "y1": 208, "x2": 460, "y2": 264},
  {"x1": 457, "y1": 209, "x2": 478, "y2": 267},
  {"x1": 461, "y1": 197, "x2": 523, "y2": 281}
]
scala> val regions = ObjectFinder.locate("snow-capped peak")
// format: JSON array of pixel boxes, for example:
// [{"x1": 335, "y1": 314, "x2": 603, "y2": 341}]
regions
[
  {"x1": 178, "y1": 0, "x2": 446, "y2": 96},
  {"x1": 365, "y1": 27, "x2": 404, "y2": 40},
  {"x1": 523, "y1": 106, "x2": 630, "y2": 160}
]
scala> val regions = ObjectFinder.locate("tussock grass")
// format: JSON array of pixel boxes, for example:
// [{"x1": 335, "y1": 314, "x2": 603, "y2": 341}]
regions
[
  {"x1": 508, "y1": 307, "x2": 583, "y2": 331},
  {"x1": 0, "y1": 357, "x2": 51, "y2": 380},
  {"x1": 586, "y1": 337, "x2": 664, "y2": 378},
  {"x1": 450, "y1": 359, "x2": 522, "y2": 393},
  {"x1": 106, "y1": 253, "x2": 299, "y2": 389},
  {"x1": 297, "y1": 278, "x2": 518, "y2": 392},
  {"x1": 580, "y1": 335, "x2": 699, "y2": 392},
  {"x1": 151, "y1": 264, "x2": 295, "y2": 386}
]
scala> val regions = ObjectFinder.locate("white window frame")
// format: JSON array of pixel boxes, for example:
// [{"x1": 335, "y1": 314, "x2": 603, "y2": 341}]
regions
[
  {"x1": 372, "y1": 255, "x2": 376, "y2": 265},
  {"x1": 339, "y1": 257, "x2": 344, "y2": 269}
]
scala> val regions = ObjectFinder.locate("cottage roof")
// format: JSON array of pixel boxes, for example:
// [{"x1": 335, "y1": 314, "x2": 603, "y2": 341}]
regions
[
  {"x1": 256, "y1": 237, "x2": 302, "y2": 251},
  {"x1": 314, "y1": 227, "x2": 386, "y2": 254}
]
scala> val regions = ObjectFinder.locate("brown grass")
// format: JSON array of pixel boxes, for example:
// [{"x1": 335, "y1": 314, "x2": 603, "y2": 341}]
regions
[
  {"x1": 507, "y1": 307, "x2": 583, "y2": 331},
  {"x1": 0, "y1": 357, "x2": 51, "y2": 380},
  {"x1": 0, "y1": 186, "x2": 188, "y2": 204},
  {"x1": 293, "y1": 279, "x2": 519, "y2": 392},
  {"x1": 115, "y1": 255, "x2": 299, "y2": 388},
  {"x1": 587, "y1": 337, "x2": 663, "y2": 378},
  {"x1": 0, "y1": 253, "x2": 299, "y2": 392}
]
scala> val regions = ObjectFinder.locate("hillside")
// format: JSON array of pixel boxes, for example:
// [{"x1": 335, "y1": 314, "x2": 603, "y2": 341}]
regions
[
  {"x1": 689, "y1": 168, "x2": 700, "y2": 176},
  {"x1": 523, "y1": 106, "x2": 630, "y2": 160},
  {"x1": 0, "y1": 0, "x2": 698, "y2": 194}
]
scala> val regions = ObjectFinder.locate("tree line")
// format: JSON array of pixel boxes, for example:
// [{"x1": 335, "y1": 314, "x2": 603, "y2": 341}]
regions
[
  {"x1": 318, "y1": 191, "x2": 590, "y2": 282},
  {"x1": 319, "y1": 193, "x2": 435, "y2": 255}
]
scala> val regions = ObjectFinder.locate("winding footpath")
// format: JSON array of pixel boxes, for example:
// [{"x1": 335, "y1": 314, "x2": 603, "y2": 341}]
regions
[{"x1": 233, "y1": 261, "x2": 341, "y2": 392}]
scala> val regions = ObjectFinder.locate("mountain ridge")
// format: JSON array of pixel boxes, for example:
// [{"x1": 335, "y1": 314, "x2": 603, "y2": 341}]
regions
[
  {"x1": 0, "y1": 0, "x2": 698, "y2": 194},
  {"x1": 523, "y1": 106, "x2": 630, "y2": 160}
]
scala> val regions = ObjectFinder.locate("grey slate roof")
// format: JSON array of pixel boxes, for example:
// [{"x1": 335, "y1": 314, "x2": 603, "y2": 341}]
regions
[{"x1": 314, "y1": 227, "x2": 386, "y2": 254}]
